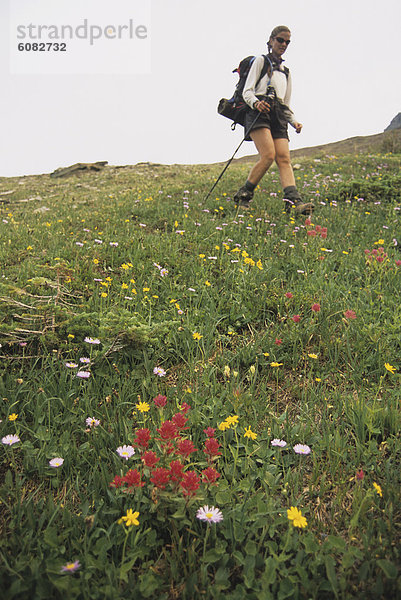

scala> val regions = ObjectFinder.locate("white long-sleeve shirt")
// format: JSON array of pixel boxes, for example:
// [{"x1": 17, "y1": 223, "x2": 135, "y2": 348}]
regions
[{"x1": 242, "y1": 55, "x2": 298, "y2": 128}]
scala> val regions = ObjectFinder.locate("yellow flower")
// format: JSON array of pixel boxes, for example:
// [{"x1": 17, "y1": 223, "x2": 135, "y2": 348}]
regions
[
  {"x1": 384, "y1": 363, "x2": 396, "y2": 374},
  {"x1": 263, "y1": 352, "x2": 269, "y2": 357},
  {"x1": 223, "y1": 365, "x2": 230, "y2": 377},
  {"x1": 199, "y1": 254, "x2": 205, "y2": 258},
  {"x1": 101, "y1": 292, "x2": 108, "y2": 298},
  {"x1": 121, "y1": 283, "x2": 129, "y2": 289},
  {"x1": 93, "y1": 258, "x2": 99, "y2": 264},
  {"x1": 287, "y1": 506, "x2": 307, "y2": 528},
  {"x1": 143, "y1": 287, "x2": 150, "y2": 292},
  {"x1": 8, "y1": 413, "x2": 18, "y2": 421},
  {"x1": 373, "y1": 482, "x2": 382, "y2": 497},
  {"x1": 256, "y1": 260, "x2": 263, "y2": 270},
  {"x1": 244, "y1": 426, "x2": 257, "y2": 440},
  {"x1": 204, "y1": 280, "x2": 211, "y2": 287},
  {"x1": 192, "y1": 332, "x2": 203, "y2": 340},
  {"x1": 270, "y1": 362, "x2": 283, "y2": 367},
  {"x1": 374, "y1": 239, "x2": 385, "y2": 245},
  {"x1": 308, "y1": 353, "x2": 318, "y2": 359},
  {"x1": 118, "y1": 509, "x2": 140, "y2": 527},
  {"x1": 225, "y1": 415, "x2": 239, "y2": 426},
  {"x1": 68, "y1": 334, "x2": 75, "y2": 339},
  {"x1": 218, "y1": 421, "x2": 231, "y2": 431},
  {"x1": 136, "y1": 401, "x2": 150, "y2": 413},
  {"x1": 26, "y1": 245, "x2": 33, "y2": 250}
]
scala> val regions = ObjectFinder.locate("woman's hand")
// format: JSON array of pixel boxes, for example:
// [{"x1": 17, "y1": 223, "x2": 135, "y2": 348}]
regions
[
  {"x1": 254, "y1": 100, "x2": 270, "y2": 114},
  {"x1": 294, "y1": 122, "x2": 303, "y2": 133}
]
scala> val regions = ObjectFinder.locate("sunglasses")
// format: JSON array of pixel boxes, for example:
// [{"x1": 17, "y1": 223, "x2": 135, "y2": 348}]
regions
[{"x1": 275, "y1": 37, "x2": 291, "y2": 46}]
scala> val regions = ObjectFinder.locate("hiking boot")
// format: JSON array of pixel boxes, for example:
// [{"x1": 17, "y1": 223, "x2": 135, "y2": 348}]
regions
[
  {"x1": 233, "y1": 186, "x2": 253, "y2": 207},
  {"x1": 284, "y1": 197, "x2": 315, "y2": 215}
]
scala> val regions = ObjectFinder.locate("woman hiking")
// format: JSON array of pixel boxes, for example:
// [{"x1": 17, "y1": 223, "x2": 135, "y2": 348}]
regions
[{"x1": 234, "y1": 25, "x2": 314, "y2": 215}]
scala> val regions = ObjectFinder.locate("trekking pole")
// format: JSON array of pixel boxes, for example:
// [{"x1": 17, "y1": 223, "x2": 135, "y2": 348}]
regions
[{"x1": 203, "y1": 109, "x2": 262, "y2": 203}]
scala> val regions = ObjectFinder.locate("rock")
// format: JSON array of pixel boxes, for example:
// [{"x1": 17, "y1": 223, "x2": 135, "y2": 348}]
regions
[
  {"x1": 50, "y1": 161, "x2": 108, "y2": 178},
  {"x1": 385, "y1": 113, "x2": 401, "y2": 132}
]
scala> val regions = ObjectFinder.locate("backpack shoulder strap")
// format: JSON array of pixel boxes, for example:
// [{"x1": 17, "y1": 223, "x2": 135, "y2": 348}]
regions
[{"x1": 256, "y1": 55, "x2": 272, "y2": 87}]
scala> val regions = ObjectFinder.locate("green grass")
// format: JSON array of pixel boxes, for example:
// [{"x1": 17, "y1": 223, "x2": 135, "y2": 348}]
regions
[{"x1": 0, "y1": 152, "x2": 400, "y2": 599}]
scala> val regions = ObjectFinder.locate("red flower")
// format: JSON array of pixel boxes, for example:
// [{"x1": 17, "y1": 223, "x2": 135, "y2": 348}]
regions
[
  {"x1": 172, "y1": 412, "x2": 189, "y2": 430},
  {"x1": 305, "y1": 218, "x2": 312, "y2": 226},
  {"x1": 292, "y1": 315, "x2": 301, "y2": 323},
  {"x1": 180, "y1": 402, "x2": 191, "y2": 414},
  {"x1": 150, "y1": 467, "x2": 171, "y2": 489},
  {"x1": 275, "y1": 338, "x2": 282, "y2": 345},
  {"x1": 307, "y1": 230, "x2": 317, "y2": 237},
  {"x1": 202, "y1": 466, "x2": 221, "y2": 485},
  {"x1": 203, "y1": 427, "x2": 216, "y2": 438},
  {"x1": 285, "y1": 292, "x2": 293, "y2": 299},
  {"x1": 133, "y1": 428, "x2": 151, "y2": 449},
  {"x1": 153, "y1": 394, "x2": 167, "y2": 408},
  {"x1": 180, "y1": 470, "x2": 200, "y2": 496},
  {"x1": 315, "y1": 225, "x2": 321, "y2": 233},
  {"x1": 364, "y1": 249, "x2": 370, "y2": 255},
  {"x1": 356, "y1": 469, "x2": 364, "y2": 481},
  {"x1": 377, "y1": 256, "x2": 384, "y2": 263},
  {"x1": 110, "y1": 475, "x2": 125, "y2": 488},
  {"x1": 320, "y1": 232, "x2": 327, "y2": 239},
  {"x1": 204, "y1": 437, "x2": 221, "y2": 458},
  {"x1": 157, "y1": 420, "x2": 178, "y2": 440},
  {"x1": 396, "y1": 260, "x2": 401, "y2": 266},
  {"x1": 344, "y1": 309, "x2": 356, "y2": 320},
  {"x1": 311, "y1": 303, "x2": 321, "y2": 313},
  {"x1": 177, "y1": 439, "x2": 197, "y2": 458},
  {"x1": 169, "y1": 460, "x2": 185, "y2": 482},
  {"x1": 124, "y1": 469, "x2": 144, "y2": 488},
  {"x1": 371, "y1": 249, "x2": 378, "y2": 256},
  {"x1": 142, "y1": 450, "x2": 160, "y2": 468}
]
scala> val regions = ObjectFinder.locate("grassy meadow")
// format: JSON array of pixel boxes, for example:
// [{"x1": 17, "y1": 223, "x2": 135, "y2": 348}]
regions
[{"x1": 0, "y1": 151, "x2": 401, "y2": 599}]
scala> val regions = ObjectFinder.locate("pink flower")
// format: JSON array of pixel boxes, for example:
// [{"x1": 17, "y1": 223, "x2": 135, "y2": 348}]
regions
[
  {"x1": 285, "y1": 292, "x2": 293, "y2": 299},
  {"x1": 275, "y1": 338, "x2": 282, "y2": 345},
  {"x1": 396, "y1": 260, "x2": 401, "y2": 267},
  {"x1": 292, "y1": 315, "x2": 301, "y2": 323},
  {"x1": 311, "y1": 303, "x2": 321, "y2": 313},
  {"x1": 304, "y1": 218, "x2": 312, "y2": 226},
  {"x1": 344, "y1": 310, "x2": 356, "y2": 320}
]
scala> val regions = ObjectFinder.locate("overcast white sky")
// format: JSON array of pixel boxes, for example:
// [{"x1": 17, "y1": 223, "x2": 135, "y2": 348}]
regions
[{"x1": 1, "y1": 0, "x2": 400, "y2": 177}]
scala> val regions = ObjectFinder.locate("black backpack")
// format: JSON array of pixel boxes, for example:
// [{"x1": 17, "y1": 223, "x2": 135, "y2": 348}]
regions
[{"x1": 218, "y1": 54, "x2": 288, "y2": 128}]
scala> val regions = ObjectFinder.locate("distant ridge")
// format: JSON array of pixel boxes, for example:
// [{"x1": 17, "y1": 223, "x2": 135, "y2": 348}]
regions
[{"x1": 232, "y1": 128, "x2": 401, "y2": 164}]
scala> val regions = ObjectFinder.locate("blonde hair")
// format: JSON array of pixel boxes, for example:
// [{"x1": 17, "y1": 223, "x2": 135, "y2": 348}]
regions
[{"x1": 268, "y1": 25, "x2": 291, "y2": 51}]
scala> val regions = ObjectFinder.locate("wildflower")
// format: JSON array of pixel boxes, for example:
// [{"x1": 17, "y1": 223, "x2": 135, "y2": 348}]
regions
[
  {"x1": 204, "y1": 438, "x2": 221, "y2": 458},
  {"x1": 270, "y1": 362, "x2": 283, "y2": 367},
  {"x1": 60, "y1": 561, "x2": 81, "y2": 574},
  {"x1": 203, "y1": 427, "x2": 216, "y2": 438},
  {"x1": 172, "y1": 413, "x2": 188, "y2": 429},
  {"x1": 271, "y1": 439, "x2": 287, "y2": 447},
  {"x1": 180, "y1": 471, "x2": 201, "y2": 496},
  {"x1": 192, "y1": 332, "x2": 203, "y2": 340},
  {"x1": 285, "y1": 292, "x2": 293, "y2": 298},
  {"x1": 86, "y1": 417, "x2": 100, "y2": 428},
  {"x1": 65, "y1": 362, "x2": 78, "y2": 368},
  {"x1": 80, "y1": 357, "x2": 91, "y2": 364},
  {"x1": 84, "y1": 337, "x2": 100, "y2": 344},
  {"x1": 225, "y1": 415, "x2": 239, "y2": 426},
  {"x1": 150, "y1": 467, "x2": 171, "y2": 489},
  {"x1": 116, "y1": 445, "x2": 135, "y2": 460},
  {"x1": 275, "y1": 338, "x2": 283, "y2": 345},
  {"x1": 169, "y1": 460, "x2": 185, "y2": 482},
  {"x1": 110, "y1": 475, "x2": 125, "y2": 488},
  {"x1": 124, "y1": 469, "x2": 144, "y2": 488},
  {"x1": 2, "y1": 434, "x2": 20, "y2": 446},
  {"x1": 136, "y1": 401, "x2": 150, "y2": 413},
  {"x1": 76, "y1": 370, "x2": 91, "y2": 379},
  {"x1": 140, "y1": 451, "x2": 158, "y2": 469},
  {"x1": 244, "y1": 426, "x2": 257, "y2": 440},
  {"x1": 180, "y1": 402, "x2": 191, "y2": 413},
  {"x1": 118, "y1": 509, "x2": 140, "y2": 527},
  {"x1": 202, "y1": 466, "x2": 221, "y2": 485},
  {"x1": 311, "y1": 303, "x2": 321, "y2": 312},
  {"x1": 133, "y1": 428, "x2": 151, "y2": 449},
  {"x1": 157, "y1": 420, "x2": 178, "y2": 440},
  {"x1": 373, "y1": 482, "x2": 383, "y2": 497},
  {"x1": 8, "y1": 413, "x2": 18, "y2": 421},
  {"x1": 153, "y1": 394, "x2": 167, "y2": 408},
  {"x1": 196, "y1": 505, "x2": 223, "y2": 523},
  {"x1": 344, "y1": 309, "x2": 357, "y2": 320},
  {"x1": 355, "y1": 469, "x2": 364, "y2": 481},
  {"x1": 384, "y1": 363, "x2": 396, "y2": 374},
  {"x1": 49, "y1": 457, "x2": 64, "y2": 468},
  {"x1": 287, "y1": 506, "x2": 307, "y2": 528},
  {"x1": 218, "y1": 420, "x2": 230, "y2": 431},
  {"x1": 293, "y1": 444, "x2": 311, "y2": 455},
  {"x1": 177, "y1": 439, "x2": 197, "y2": 458},
  {"x1": 153, "y1": 366, "x2": 166, "y2": 377},
  {"x1": 292, "y1": 315, "x2": 301, "y2": 322},
  {"x1": 308, "y1": 353, "x2": 318, "y2": 359}
]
